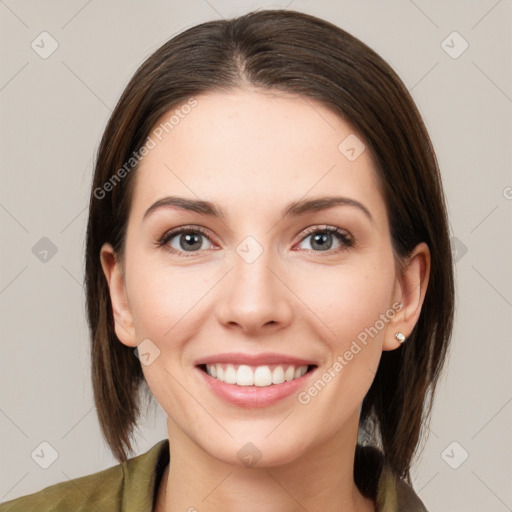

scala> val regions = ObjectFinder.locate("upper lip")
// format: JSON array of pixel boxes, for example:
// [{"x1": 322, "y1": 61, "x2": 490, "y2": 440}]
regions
[{"x1": 195, "y1": 352, "x2": 317, "y2": 367}]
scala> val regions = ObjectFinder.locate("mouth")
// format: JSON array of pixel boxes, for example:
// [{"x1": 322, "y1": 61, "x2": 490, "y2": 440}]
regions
[
  {"x1": 194, "y1": 353, "x2": 318, "y2": 408},
  {"x1": 198, "y1": 363, "x2": 316, "y2": 387}
]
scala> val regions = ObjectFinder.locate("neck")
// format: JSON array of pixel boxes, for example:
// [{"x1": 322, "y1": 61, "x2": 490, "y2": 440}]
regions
[{"x1": 157, "y1": 413, "x2": 375, "y2": 512}]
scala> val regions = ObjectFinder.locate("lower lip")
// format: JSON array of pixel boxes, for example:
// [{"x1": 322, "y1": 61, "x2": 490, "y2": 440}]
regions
[{"x1": 197, "y1": 367, "x2": 314, "y2": 408}]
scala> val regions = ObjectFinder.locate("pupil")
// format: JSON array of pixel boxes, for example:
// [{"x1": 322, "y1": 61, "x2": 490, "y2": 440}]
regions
[
  {"x1": 312, "y1": 232, "x2": 331, "y2": 251},
  {"x1": 181, "y1": 232, "x2": 201, "y2": 250}
]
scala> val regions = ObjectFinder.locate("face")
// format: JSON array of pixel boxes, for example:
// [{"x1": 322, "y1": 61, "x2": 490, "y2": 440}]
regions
[{"x1": 102, "y1": 89, "x2": 416, "y2": 468}]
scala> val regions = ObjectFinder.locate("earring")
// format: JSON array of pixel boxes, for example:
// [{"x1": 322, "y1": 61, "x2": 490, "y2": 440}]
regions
[{"x1": 395, "y1": 332, "x2": 406, "y2": 344}]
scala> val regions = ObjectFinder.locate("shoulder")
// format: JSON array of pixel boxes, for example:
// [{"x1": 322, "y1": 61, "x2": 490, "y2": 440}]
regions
[
  {"x1": 0, "y1": 464, "x2": 124, "y2": 512},
  {"x1": 355, "y1": 444, "x2": 428, "y2": 512},
  {"x1": 0, "y1": 439, "x2": 169, "y2": 512},
  {"x1": 377, "y1": 465, "x2": 428, "y2": 512}
]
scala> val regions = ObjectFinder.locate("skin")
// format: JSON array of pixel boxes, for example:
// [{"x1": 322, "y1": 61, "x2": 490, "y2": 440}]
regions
[{"x1": 100, "y1": 88, "x2": 430, "y2": 512}]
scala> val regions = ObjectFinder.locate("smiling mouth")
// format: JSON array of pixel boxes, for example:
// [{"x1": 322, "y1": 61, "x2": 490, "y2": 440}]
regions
[{"x1": 198, "y1": 363, "x2": 316, "y2": 387}]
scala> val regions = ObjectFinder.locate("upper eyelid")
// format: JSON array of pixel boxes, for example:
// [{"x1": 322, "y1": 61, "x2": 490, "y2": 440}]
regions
[
  {"x1": 160, "y1": 225, "x2": 213, "y2": 240},
  {"x1": 300, "y1": 225, "x2": 351, "y2": 237}
]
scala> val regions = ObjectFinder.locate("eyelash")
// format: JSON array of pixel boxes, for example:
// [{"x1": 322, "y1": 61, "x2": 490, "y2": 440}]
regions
[{"x1": 155, "y1": 225, "x2": 355, "y2": 258}]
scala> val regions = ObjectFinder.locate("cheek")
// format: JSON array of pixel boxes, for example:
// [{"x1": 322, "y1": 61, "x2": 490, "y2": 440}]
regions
[
  {"x1": 126, "y1": 256, "x2": 212, "y2": 340},
  {"x1": 292, "y1": 264, "x2": 395, "y2": 423},
  {"x1": 299, "y1": 259, "x2": 396, "y2": 400},
  {"x1": 126, "y1": 262, "x2": 213, "y2": 412},
  {"x1": 300, "y1": 260, "x2": 396, "y2": 342},
  {"x1": 126, "y1": 244, "x2": 396, "y2": 354}
]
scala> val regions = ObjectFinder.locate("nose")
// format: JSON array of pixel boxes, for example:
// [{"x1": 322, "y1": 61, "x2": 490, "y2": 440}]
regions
[{"x1": 215, "y1": 246, "x2": 294, "y2": 335}]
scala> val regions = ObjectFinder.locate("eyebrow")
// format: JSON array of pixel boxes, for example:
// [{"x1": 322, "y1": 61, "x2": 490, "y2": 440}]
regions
[{"x1": 143, "y1": 195, "x2": 373, "y2": 223}]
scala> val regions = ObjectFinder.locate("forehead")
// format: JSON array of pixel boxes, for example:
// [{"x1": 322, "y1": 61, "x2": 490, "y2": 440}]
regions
[{"x1": 131, "y1": 89, "x2": 386, "y2": 223}]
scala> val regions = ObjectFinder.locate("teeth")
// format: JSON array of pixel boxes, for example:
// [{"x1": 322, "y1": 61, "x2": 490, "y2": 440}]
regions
[
  {"x1": 294, "y1": 366, "x2": 307, "y2": 379},
  {"x1": 237, "y1": 365, "x2": 253, "y2": 386},
  {"x1": 272, "y1": 366, "x2": 285, "y2": 384},
  {"x1": 254, "y1": 366, "x2": 272, "y2": 387},
  {"x1": 224, "y1": 364, "x2": 237, "y2": 384},
  {"x1": 205, "y1": 363, "x2": 309, "y2": 387},
  {"x1": 284, "y1": 366, "x2": 295, "y2": 382}
]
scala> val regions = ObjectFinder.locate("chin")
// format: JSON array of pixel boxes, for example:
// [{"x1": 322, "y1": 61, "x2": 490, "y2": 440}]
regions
[{"x1": 202, "y1": 435, "x2": 312, "y2": 469}]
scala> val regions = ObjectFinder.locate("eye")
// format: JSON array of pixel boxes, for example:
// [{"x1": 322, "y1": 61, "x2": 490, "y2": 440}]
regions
[
  {"x1": 156, "y1": 224, "x2": 354, "y2": 257},
  {"x1": 296, "y1": 225, "x2": 354, "y2": 253},
  {"x1": 157, "y1": 226, "x2": 215, "y2": 257}
]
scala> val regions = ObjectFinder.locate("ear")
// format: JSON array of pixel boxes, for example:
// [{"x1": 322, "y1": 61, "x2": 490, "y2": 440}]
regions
[
  {"x1": 99, "y1": 243, "x2": 138, "y2": 347},
  {"x1": 383, "y1": 242, "x2": 431, "y2": 351}
]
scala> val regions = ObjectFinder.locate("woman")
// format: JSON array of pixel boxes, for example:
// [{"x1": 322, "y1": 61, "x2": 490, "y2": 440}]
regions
[{"x1": 0, "y1": 9, "x2": 454, "y2": 512}]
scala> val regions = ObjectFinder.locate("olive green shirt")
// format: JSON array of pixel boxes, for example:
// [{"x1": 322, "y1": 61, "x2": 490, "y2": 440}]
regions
[{"x1": 0, "y1": 439, "x2": 427, "y2": 511}]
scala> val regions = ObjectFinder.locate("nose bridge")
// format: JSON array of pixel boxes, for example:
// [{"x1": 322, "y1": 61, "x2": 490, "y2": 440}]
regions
[
  {"x1": 235, "y1": 242, "x2": 276, "y2": 297},
  {"x1": 217, "y1": 237, "x2": 292, "y2": 332}
]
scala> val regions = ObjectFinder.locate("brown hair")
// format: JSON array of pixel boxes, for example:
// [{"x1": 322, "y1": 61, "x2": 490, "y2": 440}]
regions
[{"x1": 85, "y1": 9, "x2": 454, "y2": 483}]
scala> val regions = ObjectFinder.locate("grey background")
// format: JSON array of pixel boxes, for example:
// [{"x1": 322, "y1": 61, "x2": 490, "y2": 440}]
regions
[{"x1": 1, "y1": 1, "x2": 511, "y2": 510}]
